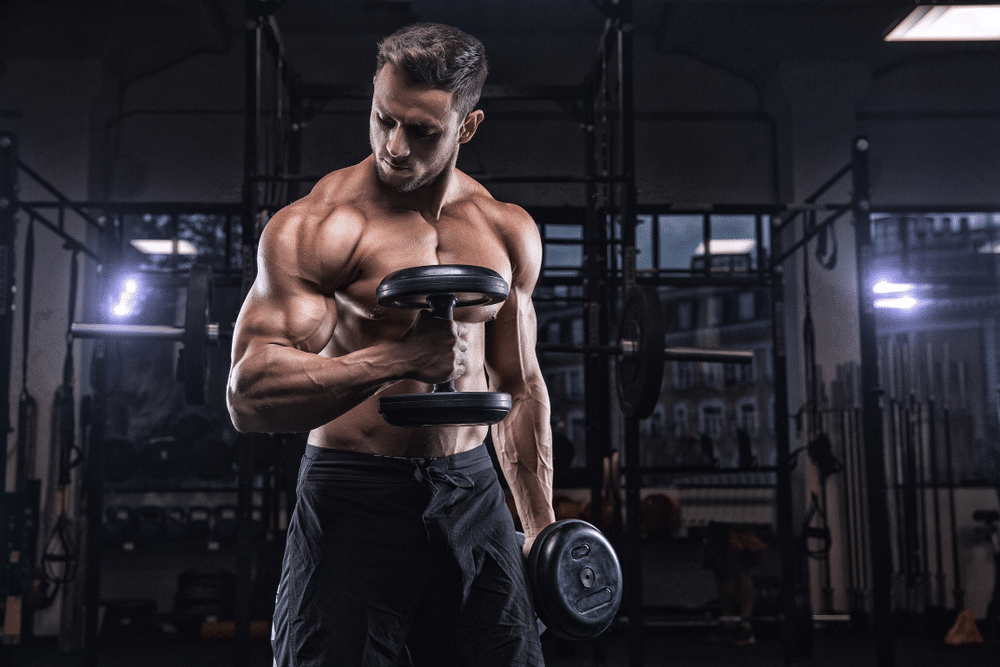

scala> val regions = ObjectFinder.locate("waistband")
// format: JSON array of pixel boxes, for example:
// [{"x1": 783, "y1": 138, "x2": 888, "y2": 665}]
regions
[{"x1": 303, "y1": 443, "x2": 495, "y2": 477}]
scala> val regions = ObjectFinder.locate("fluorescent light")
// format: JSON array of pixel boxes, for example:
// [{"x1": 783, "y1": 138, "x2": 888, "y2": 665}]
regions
[
  {"x1": 873, "y1": 280, "x2": 915, "y2": 294},
  {"x1": 130, "y1": 239, "x2": 198, "y2": 256},
  {"x1": 875, "y1": 296, "x2": 918, "y2": 309},
  {"x1": 886, "y1": 5, "x2": 1000, "y2": 41}
]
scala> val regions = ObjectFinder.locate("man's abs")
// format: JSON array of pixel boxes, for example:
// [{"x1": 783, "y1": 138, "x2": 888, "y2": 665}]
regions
[{"x1": 306, "y1": 385, "x2": 491, "y2": 458}]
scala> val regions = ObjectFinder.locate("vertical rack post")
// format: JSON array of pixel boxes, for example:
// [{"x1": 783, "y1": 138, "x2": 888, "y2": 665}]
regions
[
  {"x1": 0, "y1": 133, "x2": 16, "y2": 472},
  {"x1": 853, "y1": 136, "x2": 896, "y2": 667}
]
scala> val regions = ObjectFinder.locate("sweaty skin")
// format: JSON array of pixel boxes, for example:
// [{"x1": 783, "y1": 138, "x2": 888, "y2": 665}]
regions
[{"x1": 227, "y1": 63, "x2": 555, "y2": 549}]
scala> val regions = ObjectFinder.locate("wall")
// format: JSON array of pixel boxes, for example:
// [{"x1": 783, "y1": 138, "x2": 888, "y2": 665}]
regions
[{"x1": 3, "y1": 1, "x2": 1000, "y2": 638}]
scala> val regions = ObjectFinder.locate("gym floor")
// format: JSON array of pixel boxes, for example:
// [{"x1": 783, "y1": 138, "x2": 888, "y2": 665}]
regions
[{"x1": 7, "y1": 624, "x2": 998, "y2": 667}]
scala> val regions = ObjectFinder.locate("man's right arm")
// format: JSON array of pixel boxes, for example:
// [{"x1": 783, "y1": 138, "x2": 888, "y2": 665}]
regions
[{"x1": 226, "y1": 207, "x2": 466, "y2": 434}]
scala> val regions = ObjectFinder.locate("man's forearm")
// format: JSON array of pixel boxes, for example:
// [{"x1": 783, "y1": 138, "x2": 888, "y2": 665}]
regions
[
  {"x1": 493, "y1": 387, "x2": 555, "y2": 539},
  {"x1": 228, "y1": 342, "x2": 406, "y2": 433}
]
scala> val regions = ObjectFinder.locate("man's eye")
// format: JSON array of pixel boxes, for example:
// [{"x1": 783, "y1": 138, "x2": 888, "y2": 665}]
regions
[{"x1": 378, "y1": 116, "x2": 393, "y2": 127}]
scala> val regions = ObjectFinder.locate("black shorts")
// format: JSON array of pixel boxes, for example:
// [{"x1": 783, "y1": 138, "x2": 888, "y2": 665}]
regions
[{"x1": 272, "y1": 444, "x2": 544, "y2": 667}]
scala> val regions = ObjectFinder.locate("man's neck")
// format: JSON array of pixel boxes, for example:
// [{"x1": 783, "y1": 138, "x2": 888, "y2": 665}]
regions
[{"x1": 370, "y1": 156, "x2": 461, "y2": 222}]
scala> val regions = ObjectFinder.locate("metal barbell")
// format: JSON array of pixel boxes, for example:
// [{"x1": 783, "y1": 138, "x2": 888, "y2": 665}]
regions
[{"x1": 538, "y1": 285, "x2": 754, "y2": 419}]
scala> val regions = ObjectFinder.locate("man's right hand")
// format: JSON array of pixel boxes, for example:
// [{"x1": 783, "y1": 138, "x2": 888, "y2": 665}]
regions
[{"x1": 401, "y1": 309, "x2": 470, "y2": 385}]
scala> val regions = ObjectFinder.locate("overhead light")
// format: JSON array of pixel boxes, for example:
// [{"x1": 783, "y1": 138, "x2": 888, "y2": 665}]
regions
[
  {"x1": 886, "y1": 4, "x2": 1000, "y2": 41},
  {"x1": 694, "y1": 239, "x2": 756, "y2": 255},
  {"x1": 130, "y1": 239, "x2": 198, "y2": 256}
]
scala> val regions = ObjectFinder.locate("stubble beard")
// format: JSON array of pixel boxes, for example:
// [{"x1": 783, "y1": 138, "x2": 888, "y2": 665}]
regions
[{"x1": 373, "y1": 146, "x2": 459, "y2": 194}]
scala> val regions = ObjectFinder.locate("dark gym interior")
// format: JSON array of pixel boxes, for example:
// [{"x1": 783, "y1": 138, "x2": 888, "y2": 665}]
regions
[{"x1": 2, "y1": 1, "x2": 1000, "y2": 665}]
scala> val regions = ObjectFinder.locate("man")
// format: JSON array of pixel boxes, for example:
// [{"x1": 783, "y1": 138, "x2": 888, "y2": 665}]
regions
[{"x1": 227, "y1": 22, "x2": 554, "y2": 667}]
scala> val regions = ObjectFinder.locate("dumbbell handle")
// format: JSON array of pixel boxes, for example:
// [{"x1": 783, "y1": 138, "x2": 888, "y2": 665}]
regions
[{"x1": 427, "y1": 293, "x2": 459, "y2": 394}]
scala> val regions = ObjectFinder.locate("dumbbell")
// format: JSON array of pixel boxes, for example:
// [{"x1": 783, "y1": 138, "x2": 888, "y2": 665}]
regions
[
  {"x1": 135, "y1": 505, "x2": 165, "y2": 544},
  {"x1": 164, "y1": 506, "x2": 189, "y2": 541},
  {"x1": 375, "y1": 265, "x2": 512, "y2": 427},
  {"x1": 188, "y1": 506, "x2": 212, "y2": 541},
  {"x1": 518, "y1": 519, "x2": 623, "y2": 640},
  {"x1": 104, "y1": 505, "x2": 135, "y2": 548}
]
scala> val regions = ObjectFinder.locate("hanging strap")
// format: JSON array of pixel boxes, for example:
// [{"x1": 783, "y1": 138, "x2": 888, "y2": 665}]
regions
[{"x1": 15, "y1": 222, "x2": 37, "y2": 492}]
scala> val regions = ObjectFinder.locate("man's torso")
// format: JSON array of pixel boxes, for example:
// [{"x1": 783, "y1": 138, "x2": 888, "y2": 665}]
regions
[{"x1": 300, "y1": 159, "x2": 519, "y2": 457}]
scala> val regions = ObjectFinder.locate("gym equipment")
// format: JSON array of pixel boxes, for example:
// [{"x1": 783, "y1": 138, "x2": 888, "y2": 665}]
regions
[
  {"x1": 69, "y1": 264, "x2": 222, "y2": 404},
  {"x1": 212, "y1": 505, "x2": 238, "y2": 542},
  {"x1": 142, "y1": 435, "x2": 187, "y2": 479},
  {"x1": 974, "y1": 509, "x2": 999, "y2": 645},
  {"x1": 174, "y1": 568, "x2": 236, "y2": 633},
  {"x1": 375, "y1": 265, "x2": 512, "y2": 426},
  {"x1": 135, "y1": 505, "x2": 165, "y2": 543},
  {"x1": 538, "y1": 284, "x2": 754, "y2": 419},
  {"x1": 525, "y1": 519, "x2": 623, "y2": 640},
  {"x1": 164, "y1": 506, "x2": 189, "y2": 541},
  {"x1": 104, "y1": 505, "x2": 134, "y2": 548},
  {"x1": 188, "y1": 506, "x2": 212, "y2": 541},
  {"x1": 102, "y1": 436, "x2": 140, "y2": 482}
]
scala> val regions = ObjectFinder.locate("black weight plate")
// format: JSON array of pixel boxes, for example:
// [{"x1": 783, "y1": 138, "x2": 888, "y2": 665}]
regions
[
  {"x1": 183, "y1": 264, "x2": 212, "y2": 405},
  {"x1": 142, "y1": 435, "x2": 188, "y2": 479},
  {"x1": 526, "y1": 519, "x2": 623, "y2": 640},
  {"x1": 616, "y1": 285, "x2": 665, "y2": 419},
  {"x1": 376, "y1": 264, "x2": 509, "y2": 310},
  {"x1": 378, "y1": 391, "x2": 512, "y2": 426}
]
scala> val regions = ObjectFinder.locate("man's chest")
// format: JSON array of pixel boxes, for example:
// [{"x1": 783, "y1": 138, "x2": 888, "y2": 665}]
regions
[{"x1": 334, "y1": 213, "x2": 512, "y2": 324}]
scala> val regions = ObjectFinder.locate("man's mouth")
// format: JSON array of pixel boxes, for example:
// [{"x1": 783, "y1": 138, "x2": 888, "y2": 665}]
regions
[{"x1": 384, "y1": 158, "x2": 409, "y2": 172}]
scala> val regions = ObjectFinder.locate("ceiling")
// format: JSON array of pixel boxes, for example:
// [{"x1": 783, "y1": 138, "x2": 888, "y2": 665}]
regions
[{"x1": 2, "y1": 1, "x2": 997, "y2": 87}]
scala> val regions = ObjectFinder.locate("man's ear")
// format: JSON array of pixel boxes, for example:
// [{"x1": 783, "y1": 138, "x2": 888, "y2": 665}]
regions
[{"x1": 458, "y1": 110, "x2": 485, "y2": 144}]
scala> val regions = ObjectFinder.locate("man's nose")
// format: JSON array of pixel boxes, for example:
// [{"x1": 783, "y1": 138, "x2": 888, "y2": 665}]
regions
[{"x1": 386, "y1": 127, "x2": 409, "y2": 158}]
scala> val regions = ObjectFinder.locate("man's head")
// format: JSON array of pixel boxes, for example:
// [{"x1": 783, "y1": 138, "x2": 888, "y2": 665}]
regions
[
  {"x1": 375, "y1": 23, "x2": 488, "y2": 119},
  {"x1": 370, "y1": 23, "x2": 488, "y2": 193}
]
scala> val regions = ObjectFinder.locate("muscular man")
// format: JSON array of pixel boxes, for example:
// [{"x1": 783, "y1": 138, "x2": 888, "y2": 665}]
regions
[{"x1": 227, "y1": 23, "x2": 554, "y2": 667}]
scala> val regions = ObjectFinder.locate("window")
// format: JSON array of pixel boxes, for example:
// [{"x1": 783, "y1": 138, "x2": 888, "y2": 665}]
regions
[
  {"x1": 566, "y1": 368, "x2": 584, "y2": 399},
  {"x1": 673, "y1": 403, "x2": 690, "y2": 439},
  {"x1": 676, "y1": 300, "x2": 694, "y2": 330},
  {"x1": 700, "y1": 403, "x2": 724, "y2": 440},
  {"x1": 738, "y1": 291, "x2": 756, "y2": 321},
  {"x1": 571, "y1": 317, "x2": 584, "y2": 346},
  {"x1": 545, "y1": 320, "x2": 561, "y2": 344},
  {"x1": 707, "y1": 296, "x2": 724, "y2": 326},
  {"x1": 737, "y1": 400, "x2": 758, "y2": 436},
  {"x1": 703, "y1": 362, "x2": 723, "y2": 390},
  {"x1": 673, "y1": 361, "x2": 693, "y2": 390},
  {"x1": 725, "y1": 358, "x2": 755, "y2": 384}
]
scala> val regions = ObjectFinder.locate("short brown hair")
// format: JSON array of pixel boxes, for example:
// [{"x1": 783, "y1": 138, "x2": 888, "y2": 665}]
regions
[{"x1": 376, "y1": 23, "x2": 488, "y2": 117}]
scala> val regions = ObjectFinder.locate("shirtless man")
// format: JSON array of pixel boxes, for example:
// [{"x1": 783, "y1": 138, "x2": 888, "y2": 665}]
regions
[{"x1": 227, "y1": 23, "x2": 554, "y2": 667}]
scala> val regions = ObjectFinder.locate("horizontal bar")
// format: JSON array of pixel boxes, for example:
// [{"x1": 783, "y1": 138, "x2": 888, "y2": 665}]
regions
[
  {"x1": 537, "y1": 343, "x2": 754, "y2": 364},
  {"x1": 71, "y1": 323, "x2": 222, "y2": 342},
  {"x1": 71, "y1": 323, "x2": 184, "y2": 339},
  {"x1": 661, "y1": 346, "x2": 754, "y2": 364}
]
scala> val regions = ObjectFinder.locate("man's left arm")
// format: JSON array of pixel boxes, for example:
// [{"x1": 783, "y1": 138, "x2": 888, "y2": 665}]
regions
[{"x1": 485, "y1": 208, "x2": 555, "y2": 556}]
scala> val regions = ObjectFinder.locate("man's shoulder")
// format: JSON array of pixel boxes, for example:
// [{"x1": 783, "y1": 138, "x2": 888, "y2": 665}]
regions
[
  {"x1": 269, "y1": 164, "x2": 374, "y2": 233},
  {"x1": 454, "y1": 174, "x2": 534, "y2": 228}
]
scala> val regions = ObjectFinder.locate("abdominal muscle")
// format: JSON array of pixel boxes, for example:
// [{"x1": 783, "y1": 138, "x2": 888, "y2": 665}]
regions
[
  {"x1": 307, "y1": 398, "x2": 491, "y2": 459},
  {"x1": 306, "y1": 319, "x2": 494, "y2": 459}
]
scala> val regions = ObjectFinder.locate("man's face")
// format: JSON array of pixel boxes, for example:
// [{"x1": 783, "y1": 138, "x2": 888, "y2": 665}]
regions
[{"x1": 369, "y1": 63, "x2": 470, "y2": 193}]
